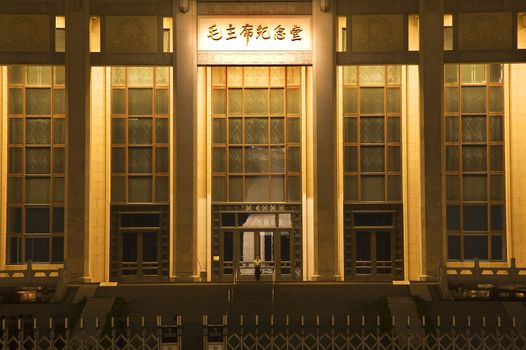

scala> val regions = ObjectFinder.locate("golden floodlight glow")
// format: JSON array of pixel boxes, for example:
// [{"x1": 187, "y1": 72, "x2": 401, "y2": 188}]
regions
[{"x1": 198, "y1": 16, "x2": 312, "y2": 52}]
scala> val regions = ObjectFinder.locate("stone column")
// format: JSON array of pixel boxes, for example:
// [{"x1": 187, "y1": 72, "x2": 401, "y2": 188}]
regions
[
  {"x1": 419, "y1": 0, "x2": 444, "y2": 281},
  {"x1": 312, "y1": 0, "x2": 338, "y2": 280},
  {"x1": 172, "y1": 0, "x2": 198, "y2": 280},
  {"x1": 66, "y1": 0, "x2": 92, "y2": 283}
]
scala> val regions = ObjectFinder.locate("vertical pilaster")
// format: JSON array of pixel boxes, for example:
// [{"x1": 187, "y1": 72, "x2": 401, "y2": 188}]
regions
[
  {"x1": 419, "y1": 0, "x2": 444, "y2": 280},
  {"x1": 312, "y1": 0, "x2": 338, "y2": 280},
  {"x1": 173, "y1": 0, "x2": 198, "y2": 280},
  {"x1": 66, "y1": 0, "x2": 92, "y2": 283}
]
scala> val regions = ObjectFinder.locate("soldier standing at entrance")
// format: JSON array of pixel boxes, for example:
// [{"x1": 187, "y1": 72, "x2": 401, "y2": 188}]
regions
[{"x1": 254, "y1": 256, "x2": 262, "y2": 281}]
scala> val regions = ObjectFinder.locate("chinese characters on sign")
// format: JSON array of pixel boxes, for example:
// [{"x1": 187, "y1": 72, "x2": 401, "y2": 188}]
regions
[{"x1": 207, "y1": 23, "x2": 303, "y2": 45}]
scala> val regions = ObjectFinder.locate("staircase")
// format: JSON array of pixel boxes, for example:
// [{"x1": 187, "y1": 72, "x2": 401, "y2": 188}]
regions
[{"x1": 71, "y1": 297, "x2": 115, "y2": 338}]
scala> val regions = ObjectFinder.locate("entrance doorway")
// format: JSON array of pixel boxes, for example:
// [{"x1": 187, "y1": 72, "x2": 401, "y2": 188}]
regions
[
  {"x1": 120, "y1": 231, "x2": 160, "y2": 278},
  {"x1": 221, "y1": 229, "x2": 294, "y2": 281},
  {"x1": 354, "y1": 231, "x2": 393, "y2": 277}
]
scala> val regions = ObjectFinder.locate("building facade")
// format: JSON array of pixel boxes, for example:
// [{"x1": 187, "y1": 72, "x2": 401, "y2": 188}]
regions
[{"x1": 0, "y1": 0, "x2": 526, "y2": 286}]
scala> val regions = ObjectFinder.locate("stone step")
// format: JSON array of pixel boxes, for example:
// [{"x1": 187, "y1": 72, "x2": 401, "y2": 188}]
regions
[
  {"x1": 72, "y1": 297, "x2": 115, "y2": 338},
  {"x1": 387, "y1": 296, "x2": 424, "y2": 336}
]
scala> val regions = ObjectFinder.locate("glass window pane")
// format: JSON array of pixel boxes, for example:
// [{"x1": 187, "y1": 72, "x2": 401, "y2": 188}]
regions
[
  {"x1": 344, "y1": 146, "x2": 357, "y2": 172},
  {"x1": 344, "y1": 175, "x2": 358, "y2": 200},
  {"x1": 111, "y1": 176, "x2": 125, "y2": 202},
  {"x1": 122, "y1": 233, "x2": 138, "y2": 262},
  {"x1": 361, "y1": 146, "x2": 384, "y2": 172},
  {"x1": 26, "y1": 66, "x2": 52, "y2": 86},
  {"x1": 446, "y1": 175, "x2": 460, "y2": 201},
  {"x1": 246, "y1": 176, "x2": 269, "y2": 202},
  {"x1": 287, "y1": 147, "x2": 301, "y2": 172},
  {"x1": 270, "y1": 176, "x2": 285, "y2": 202},
  {"x1": 489, "y1": 87, "x2": 503, "y2": 112},
  {"x1": 155, "y1": 147, "x2": 169, "y2": 173},
  {"x1": 8, "y1": 148, "x2": 23, "y2": 174},
  {"x1": 155, "y1": 118, "x2": 169, "y2": 144},
  {"x1": 128, "y1": 89, "x2": 153, "y2": 115},
  {"x1": 489, "y1": 64, "x2": 503, "y2": 83},
  {"x1": 388, "y1": 175, "x2": 401, "y2": 201},
  {"x1": 8, "y1": 89, "x2": 23, "y2": 114},
  {"x1": 211, "y1": 67, "x2": 226, "y2": 85},
  {"x1": 464, "y1": 236, "x2": 488, "y2": 260},
  {"x1": 287, "y1": 118, "x2": 301, "y2": 143},
  {"x1": 155, "y1": 89, "x2": 169, "y2": 115},
  {"x1": 156, "y1": 176, "x2": 169, "y2": 202},
  {"x1": 446, "y1": 205, "x2": 460, "y2": 230},
  {"x1": 112, "y1": 89, "x2": 125, "y2": 114},
  {"x1": 491, "y1": 236, "x2": 504, "y2": 260},
  {"x1": 287, "y1": 88, "x2": 301, "y2": 114},
  {"x1": 461, "y1": 87, "x2": 486, "y2": 113},
  {"x1": 490, "y1": 145, "x2": 503, "y2": 171},
  {"x1": 54, "y1": 118, "x2": 65, "y2": 144},
  {"x1": 228, "y1": 176, "x2": 243, "y2": 202},
  {"x1": 213, "y1": 147, "x2": 226, "y2": 173},
  {"x1": 25, "y1": 208, "x2": 50, "y2": 233},
  {"x1": 245, "y1": 89, "x2": 268, "y2": 115},
  {"x1": 387, "y1": 117, "x2": 400, "y2": 142},
  {"x1": 155, "y1": 66, "x2": 170, "y2": 85},
  {"x1": 344, "y1": 117, "x2": 357, "y2": 143},
  {"x1": 245, "y1": 118, "x2": 268, "y2": 144},
  {"x1": 27, "y1": 238, "x2": 50, "y2": 262},
  {"x1": 287, "y1": 176, "x2": 301, "y2": 201},
  {"x1": 228, "y1": 89, "x2": 243, "y2": 115},
  {"x1": 386, "y1": 66, "x2": 400, "y2": 84},
  {"x1": 229, "y1": 118, "x2": 242, "y2": 144},
  {"x1": 445, "y1": 88, "x2": 458, "y2": 113},
  {"x1": 270, "y1": 89, "x2": 284, "y2": 115},
  {"x1": 359, "y1": 66, "x2": 384, "y2": 85},
  {"x1": 448, "y1": 236, "x2": 461, "y2": 260},
  {"x1": 26, "y1": 118, "x2": 51, "y2": 144},
  {"x1": 462, "y1": 145, "x2": 486, "y2": 171},
  {"x1": 270, "y1": 118, "x2": 284, "y2": 144},
  {"x1": 444, "y1": 27, "x2": 453, "y2": 50},
  {"x1": 54, "y1": 66, "x2": 65, "y2": 85},
  {"x1": 112, "y1": 147, "x2": 125, "y2": 173},
  {"x1": 446, "y1": 116, "x2": 458, "y2": 142},
  {"x1": 460, "y1": 64, "x2": 486, "y2": 84},
  {"x1": 53, "y1": 148, "x2": 65, "y2": 173},
  {"x1": 227, "y1": 67, "x2": 243, "y2": 86},
  {"x1": 489, "y1": 116, "x2": 503, "y2": 142},
  {"x1": 491, "y1": 205, "x2": 505, "y2": 231},
  {"x1": 270, "y1": 67, "x2": 285, "y2": 86},
  {"x1": 360, "y1": 88, "x2": 384, "y2": 114},
  {"x1": 26, "y1": 89, "x2": 51, "y2": 115},
  {"x1": 463, "y1": 205, "x2": 488, "y2": 231},
  {"x1": 7, "y1": 207, "x2": 22, "y2": 233},
  {"x1": 8, "y1": 177, "x2": 22, "y2": 204},
  {"x1": 245, "y1": 147, "x2": 269, "y2": 173},
  {"x1": 8, "y1": 66, "x2": 24, "y2": 84},
  {"x1": 270, "y1": 147, "x2": 285, "y2": 172},
  {"x1": 52, "y1": 207, "x2": 64, "y2": 233},
  {"x1": 360, "y1": 117, "x2": 384, "y2": 143},
  {"x1": 52, "y1": 236, "x2": 64, "y2": 263},
  {"x1": 228, "y1": 147, "x2": 243, "y2": 173},
  {"x1": 343, "y1": 66, "x2": 357, "y2": 85},
  {"x1": 490, "y1": 175, "x2": 505, "y2": 201},
  {"x1": 343, "y1": 88, "x2": 357, "y2": 114},
  {"x1": 462, "y1": 116, "x2": 486, "y2": 142},
  {"x1": 53, "y1": 90, "x2": 65, "y2": 114},
  {"x1": 287, "y1": 67, "x2": 301, "y2": 85},
  {"x1": 212, "y1": 118, "x2": 226, "y2": 144},
  {"x1": 26, "y1": 178, "x2": 51, "y2": 204},
  {"x1": 127, "y1": 67, "x2": 154, "y2": 86},
  {"x1": 111, "y1": 67, "x2": 125, "y2": 85},
  {"x1": 444, "y1": 64, "x2": 458, "y2": 84},
  {"x1": 128, "y1": 118, "x2": 152, "y2": 144},
  {"x1": 112, "y1": 118, "x2": 125, "y2": 144},
  {"x1": 387, "y1": 146, "x2": 400, "y2": 172},
  {"x1": 8, "y1": 237, "x2": 20, "y2": 264},
  {"x1": 212, "y1": 176, "x2": 226, "y2": 202},
  {"x1": 9, "y1": 118, "x2": 23, "y2": 144},
  {"x1": 387, "y1": 89, "x2": 400, "y2": 113},
  {"x1": 361, "y1": 176, "x2": 384, "y2": 201},
  {"x1": 463, "y1": 175, "x2": 487, "y2": 201},
  {"x1": 128, "y1": 148, "x2": 153, "y2": 173},
  {"x1": 212, "y1": 89, "x2": 226, "y2": 115},
  {"x1": 245, "y1": 67, "x2": 269, "y2": 86},
  {"x1": 128, "y1": 176, "x2": 152, "y2": 202},
  {"x1": 53, "y1": 177, "x2": 64, "y2": 203}
]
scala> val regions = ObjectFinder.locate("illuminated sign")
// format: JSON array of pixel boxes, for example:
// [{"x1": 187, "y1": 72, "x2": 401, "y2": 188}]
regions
[{"x1": 198, "y1": 16, "x2": 312, "y2": 52}]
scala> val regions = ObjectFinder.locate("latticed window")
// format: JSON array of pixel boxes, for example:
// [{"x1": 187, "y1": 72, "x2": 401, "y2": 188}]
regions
[
  {"x1": 342, "y1": 66, "x2": 402, "y2": 203},
  {"x1": 110, "y1": 67, "x2": 170, "y2": 204},
  {"x1": 211, "y1": 66, "x2": 302, "y2": 203},
  {"x1": 445, "y1": 64, "x2": 505, "y2": 261},
  {"x1": 6, "y1": 65, "x2": 66, "y2": 264}
]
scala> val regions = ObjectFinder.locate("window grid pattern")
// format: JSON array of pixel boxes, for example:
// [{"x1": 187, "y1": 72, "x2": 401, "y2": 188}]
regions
[
  {"x1": 110, "y1": 67, "x2": 170, "y2": 204},
  {"x1": 6, "y1": 65, "x2": 66, "y2": 264},
  {"x1": 211, "y1": 66, "x2": 302, "y2": 203},
  {"x1": 444, "y1": 64, "x2": 505, "y2": 261},
  {"x1": 342, "y1": 65, "x2": 402, "y2": 203}
]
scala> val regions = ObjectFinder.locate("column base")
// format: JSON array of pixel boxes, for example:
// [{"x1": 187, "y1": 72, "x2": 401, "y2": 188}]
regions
[
  {"x1": 418, "y1": 274, "x2": 438, "y2": 282},
  {"x1": 311, "y1": 274, "x2": 342, "y2": 282},
  {"x1": 170, "y1": 274, "x2": 202, "y2": 282}
]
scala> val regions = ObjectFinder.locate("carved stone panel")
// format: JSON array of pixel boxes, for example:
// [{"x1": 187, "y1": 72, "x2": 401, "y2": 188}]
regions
[
  {"x1": 0, "y1": 15, "x2": 50, "y2": 52},
  {"x1": 351, "y1": 15, "x2": 404, "y2": 53},
  {"x1": 105, "y1": 16, "x2": 158, "y2": 53},
  {"x1": 459, "y1": 12, "x2": 512, "y2": 50}
]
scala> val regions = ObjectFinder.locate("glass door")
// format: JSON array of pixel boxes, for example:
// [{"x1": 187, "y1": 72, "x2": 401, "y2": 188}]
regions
[
  {"x1": 120, "y1": 231, "x2": 160, "y2": 279},
  {"x1": 353, "y1": 230, "x2": 393, "y2": 279}
]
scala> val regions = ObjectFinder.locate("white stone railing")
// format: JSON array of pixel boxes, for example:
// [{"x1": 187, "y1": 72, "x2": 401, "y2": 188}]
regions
[
  {"x1": 446, "y1": 258, "x2": 526, "y2": 284},
  {"x1": 0, "y1": 261, "x2": 63, "y2": 287}
]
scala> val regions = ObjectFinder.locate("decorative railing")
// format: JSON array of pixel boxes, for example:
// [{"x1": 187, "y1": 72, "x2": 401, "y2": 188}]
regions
[
  {"x1": 446, "y1": 258, "x2": 526, "y2": 285},
  {"x1": 0, "y1": 261, "x2": 63, "y2": 287}
]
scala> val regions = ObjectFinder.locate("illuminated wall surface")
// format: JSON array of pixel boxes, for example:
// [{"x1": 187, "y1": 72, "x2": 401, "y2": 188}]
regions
[{"x1": 0, "y1": 0, "x2": 525, "y2": 285}]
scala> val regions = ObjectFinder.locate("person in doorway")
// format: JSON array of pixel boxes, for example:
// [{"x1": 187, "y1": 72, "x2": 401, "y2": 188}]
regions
[{"x1": 254, "y1": 255, "x2": 262, "y2": 281}]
